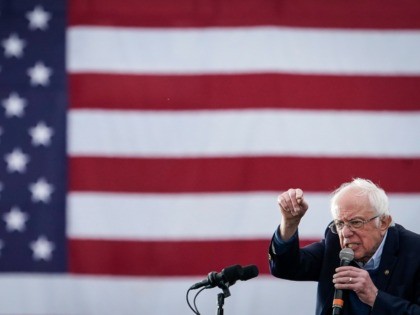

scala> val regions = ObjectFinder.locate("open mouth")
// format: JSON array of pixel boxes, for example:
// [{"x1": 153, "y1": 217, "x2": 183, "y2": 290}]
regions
[{"x1": 345, "y1": 243, "x2": 360, "y2": 249}]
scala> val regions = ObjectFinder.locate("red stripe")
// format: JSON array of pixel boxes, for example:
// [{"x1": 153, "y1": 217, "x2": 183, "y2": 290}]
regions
[
  {"x1": 69, "y1": 0, "x2": 420, "y2": 29},
  {"x1": 69, "y1": 156, "x2": 420, "y2": 193},
  {"x1": 69, "y1": 73, "x2": 420, "y2": 111},
  {"x1": 69, "y1": 238, "x2": 319, "y2": 276}
]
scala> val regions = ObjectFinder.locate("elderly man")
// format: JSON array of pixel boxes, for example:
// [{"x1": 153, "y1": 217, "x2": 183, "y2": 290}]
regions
[{"x1": 269, "y1": 178, "x2": 420, "y2": 315}]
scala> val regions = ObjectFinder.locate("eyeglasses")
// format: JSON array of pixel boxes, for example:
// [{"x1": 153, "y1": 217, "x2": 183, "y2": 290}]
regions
[{"x1": 329, "y1": 215, "x2": 380, "y2": 234}]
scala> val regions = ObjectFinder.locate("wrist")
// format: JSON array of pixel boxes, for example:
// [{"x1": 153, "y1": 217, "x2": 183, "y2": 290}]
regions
[
  {"x1": 369, "y1": 289, "x2": 379, "y2": 307},
  {"x1": 282, "y1": 217, "x2": 301, "y2": 229},
  {"x1": 279, "y1": 220, "x2": 300, "y2": 241}
]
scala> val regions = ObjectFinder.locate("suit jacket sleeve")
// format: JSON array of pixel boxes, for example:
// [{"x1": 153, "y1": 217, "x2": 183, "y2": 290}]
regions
[
  {"x1": 372, "y1": 289, "x2": 420, "y2": 315},
  {"x1": 268, "y1": 226, "x2": 330, "y2": 281}
]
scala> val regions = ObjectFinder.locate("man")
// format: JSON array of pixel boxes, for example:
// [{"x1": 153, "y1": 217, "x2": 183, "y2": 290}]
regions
[{"x1": 269, "y1": 178, "x2": 420, "y2": 315}]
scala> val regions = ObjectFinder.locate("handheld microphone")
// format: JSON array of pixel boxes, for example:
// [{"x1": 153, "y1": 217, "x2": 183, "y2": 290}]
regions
[
  {"x1": 332, "y1": 248, "x2": 354, "y2": 315},
  {"x1": 189, "y1": 264, "x2": 259, "y2": 290}
]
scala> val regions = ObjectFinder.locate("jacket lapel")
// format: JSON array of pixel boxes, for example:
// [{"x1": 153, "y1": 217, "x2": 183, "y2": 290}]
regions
[{"x1": 374, "y1": 225, "x2": 399, "y2": 290}]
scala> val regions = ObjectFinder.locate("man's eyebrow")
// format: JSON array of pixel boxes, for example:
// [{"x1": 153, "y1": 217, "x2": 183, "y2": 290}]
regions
[
  {"x1": 348, "y1": 216, "x2": 365, "y2": 221},
  {"x1": 336, "y1": 216, "x2": 364, "y2": 222}
]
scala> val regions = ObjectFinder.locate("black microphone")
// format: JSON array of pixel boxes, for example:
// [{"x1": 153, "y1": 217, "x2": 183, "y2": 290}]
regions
[
  {"x1": 189, "y1": 264, "x2": 243, "y2": 290},
  {"x1": 240, "y1": 264, "x2": 259, "y2": 281},
  {"x1": 332, "y1": 248, "x2": 354, "y2": 315},
  {"x1": 189, "y1": 264, "x2": 259, "y2": 290}
]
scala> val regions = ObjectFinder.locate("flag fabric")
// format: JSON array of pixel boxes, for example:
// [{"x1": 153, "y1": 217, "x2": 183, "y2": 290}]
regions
[
  {"x1": 0, "y1": 0, "x2": 67, "y2": 274},
  {"x1": 1, "y1": 0, "x2": 420, "y2": 314}
]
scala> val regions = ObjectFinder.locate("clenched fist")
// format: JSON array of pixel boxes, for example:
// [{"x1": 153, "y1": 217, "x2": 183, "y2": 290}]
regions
[{"x1": 277, "y1": 188, "x2": 309, "y2": 240}]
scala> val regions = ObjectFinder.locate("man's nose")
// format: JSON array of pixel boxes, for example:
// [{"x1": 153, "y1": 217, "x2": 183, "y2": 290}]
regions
[{"x1": 341, "y1": 224, "x2": 354, "y2": 237}]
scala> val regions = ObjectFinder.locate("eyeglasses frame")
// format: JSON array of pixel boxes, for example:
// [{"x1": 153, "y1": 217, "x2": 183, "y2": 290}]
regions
[{"x1": 329, "y1": 214, "x2": 381, "y2": 234}]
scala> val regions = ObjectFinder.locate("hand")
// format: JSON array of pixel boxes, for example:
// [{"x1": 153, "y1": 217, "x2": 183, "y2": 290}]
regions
[
  {"x1": 333, "y1": 266, "x2": 379, "y2": 306},
  {"x1": 277, "y1": 188, "x2": 308, "y2": 221},
  {"x1": 277, "y1": 189, "x2": 309, "y2": 240}
]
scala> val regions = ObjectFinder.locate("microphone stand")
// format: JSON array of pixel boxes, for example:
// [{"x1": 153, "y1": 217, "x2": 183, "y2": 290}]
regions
[
  {"x1": 217, "y1": 293, "x2": 225, "y2": 315},
  {"x1": 216, "y1": 282, "x2": 231, "y2": 315}
]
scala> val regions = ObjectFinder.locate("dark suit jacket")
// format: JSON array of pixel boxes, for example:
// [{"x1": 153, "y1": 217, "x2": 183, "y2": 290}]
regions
[{"x1": 268, "y1": 224, "x2": 420, "y2": 315}]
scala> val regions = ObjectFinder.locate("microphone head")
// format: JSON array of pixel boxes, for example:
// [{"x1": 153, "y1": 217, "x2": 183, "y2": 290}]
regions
[
  {"x1": 240, "y1": 265, "x2": 259, "y2": 281},
  {"x1": 221, "y1": 264, "x2": 243, "y2": 285},
  {"x1": 339, "y1": 247, "x2": 354, "y2": 262}
]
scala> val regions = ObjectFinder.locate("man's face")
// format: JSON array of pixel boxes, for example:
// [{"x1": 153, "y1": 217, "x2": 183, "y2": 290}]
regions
[{"x1": 333, "y1": 188, "x2": 390, "y2": 262}]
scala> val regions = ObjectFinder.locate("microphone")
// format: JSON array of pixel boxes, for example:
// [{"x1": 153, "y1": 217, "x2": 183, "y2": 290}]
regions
[
  {"x1": 240, "y1": 264, "x2": 259, "y2": 281},
  {"x1": 186, "y1": 264, "x2": 259, "y2": 314},
  {"x1": 189, "y1": 264, "x2": 259, "y2": 290},
  {"x1": 332, "y1": 248, "x2": 354, "y2": 315}
]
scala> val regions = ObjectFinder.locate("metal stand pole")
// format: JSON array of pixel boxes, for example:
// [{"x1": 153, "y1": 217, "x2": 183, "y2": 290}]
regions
[{"x1": 216, "y1": 293, "x2": 225, "y2": 315}]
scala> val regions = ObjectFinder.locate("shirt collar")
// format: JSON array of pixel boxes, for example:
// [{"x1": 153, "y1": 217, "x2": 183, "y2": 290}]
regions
[{"x1": 357, "y1": 230, "x2": 388, "y2": 270}]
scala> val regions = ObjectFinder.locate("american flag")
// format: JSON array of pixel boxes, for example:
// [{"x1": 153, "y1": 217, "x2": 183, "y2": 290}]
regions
[{"x1": 1, "y1": 0, "x2": 420, "y2": 314}]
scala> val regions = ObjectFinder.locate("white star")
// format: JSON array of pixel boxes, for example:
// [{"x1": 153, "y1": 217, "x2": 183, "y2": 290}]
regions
[
  {"x1": 29, "y1": 177, "x2": 54, "y2": 203},
  {"x1": 2, "y1": 92, "x2": 27, "y2": 117},
  {"x1": 4, "y1": 148, "x2": 30, "y2": 173},
  {"x1": 2, "y1": 33, "x2": 26, "y2": 58},
  {"x1": 3, "y1": 206, "x2": 29, "y2": 232},
  {"x1": 26, "y1": 6, "x2": 51, "y2": 30},
  {"x1": 29, "y1": 121, "x2": 54, "y2": 146},
  {"x1": 27, "y1": 62, "x2": 52, "y2": 86},
  {"x1": 30, "y1": 236, "x2": 54, "y2": 261}
]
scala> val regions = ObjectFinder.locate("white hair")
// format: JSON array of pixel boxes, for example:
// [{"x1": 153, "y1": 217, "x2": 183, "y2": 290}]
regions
[{"x1": 330, "y1": 178, "x2": 392, "y2": 223}]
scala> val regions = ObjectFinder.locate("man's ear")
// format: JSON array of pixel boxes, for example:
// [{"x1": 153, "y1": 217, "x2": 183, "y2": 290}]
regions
[{"x1": 380, "y1": 215, "x2": 392, "y2": 231}]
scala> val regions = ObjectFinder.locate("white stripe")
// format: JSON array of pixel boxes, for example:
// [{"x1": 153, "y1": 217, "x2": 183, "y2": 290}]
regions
[
  {"x1": 68, "y1": 192, "x2": 420, "y2": 240},
  {"x1": 67, "y1": 26, "x2": 420, "y2": 75},
  {"x1": 0, "y1": 274, "x2": 316, "y2": 315},
  {"x1": 68, "y1": 109, "x2": 420, "y2": 158}
]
